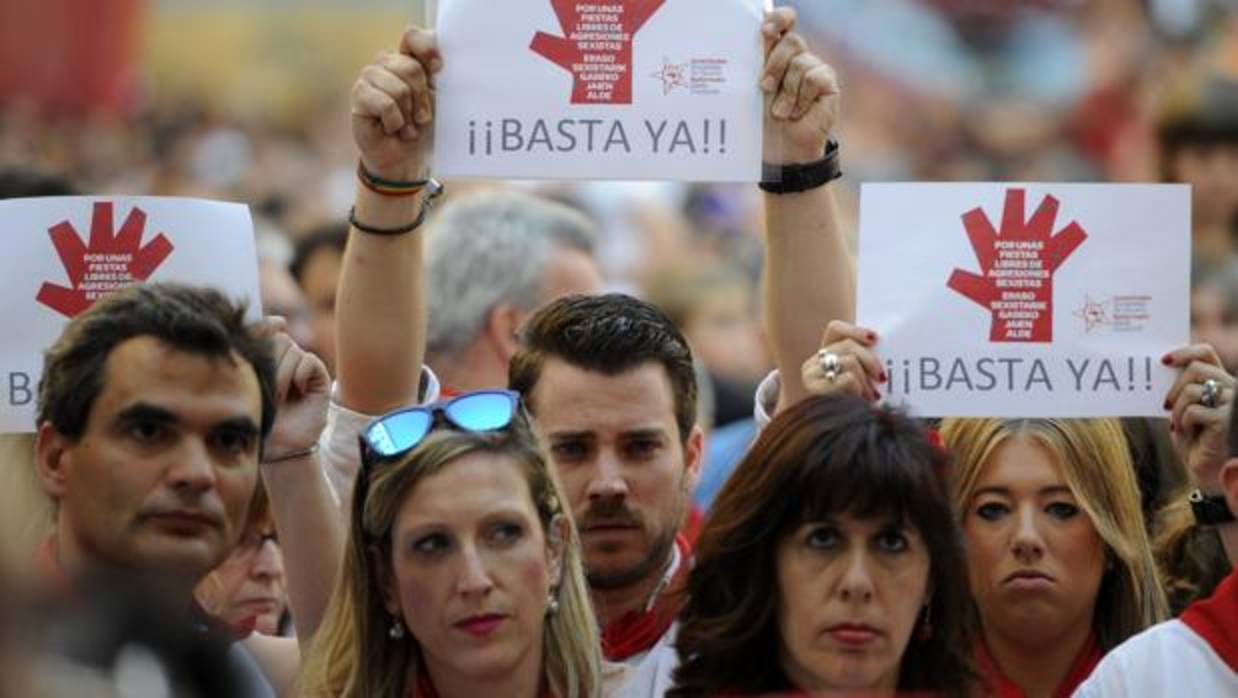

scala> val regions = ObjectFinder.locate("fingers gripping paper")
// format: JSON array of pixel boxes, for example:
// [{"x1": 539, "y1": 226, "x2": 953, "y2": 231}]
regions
[{"x1": 433, "y1": 0, "x2": 767, "y2": 181}]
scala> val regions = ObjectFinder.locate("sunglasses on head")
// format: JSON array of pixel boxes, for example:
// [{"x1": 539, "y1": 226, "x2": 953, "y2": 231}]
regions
[{"x1": 359, "y1": 389, "x2": 523, "y2": 467}]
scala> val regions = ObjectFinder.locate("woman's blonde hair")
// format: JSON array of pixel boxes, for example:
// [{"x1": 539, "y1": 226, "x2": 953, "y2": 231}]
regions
[
  {"x1": 939, "y1": 418, "x2": 1168, "y2": 651},
  {"x1": 299, "y1": 410, "x2": 600, "y2": 698},
  {"x1": 0, "y1": 434, "x2": 52, "y2": 577}
]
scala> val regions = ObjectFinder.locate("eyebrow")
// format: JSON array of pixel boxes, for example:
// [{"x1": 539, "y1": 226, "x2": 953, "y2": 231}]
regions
[
  {"x1": 212, "y1": 417, "x2": 261, "y2": 437},
  {"x1": 973, "y1": 485, "x2": 1075, "y2": 498},
  {"x1": 113, "y1": 403, "x2": 259, "y2": 436},
  {"x1": 621, "y1": 428, "x2": 668, "y2": 440},
  {"x1": 547, "y1": 430, "x2": 595, "y2": 441},
  {"x1": 113, "y1": 402, "x2": 181, "y2": 427}
]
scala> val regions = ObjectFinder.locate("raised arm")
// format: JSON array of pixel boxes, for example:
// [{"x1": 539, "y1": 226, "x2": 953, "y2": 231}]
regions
[
  {"x1": 242, "y1": 325, "x2": 339, "y2": 696},
  {"x1": 1165, "y1": 344, "x2": 1238, "y2": 565},
  {"x1": 335, "y1": 27, "x2": 441, "y2": 414},
  {"x1": 758, "y1": 7, "x2": 855, "y2": 414}
]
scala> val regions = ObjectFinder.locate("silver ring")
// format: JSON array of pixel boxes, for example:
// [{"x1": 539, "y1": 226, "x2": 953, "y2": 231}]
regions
[
  {"x1": 818, "y1": 350, "x2": 841, "y2": 383},
  {"x1": 1201, "y1": 378, "x2": 1222, "y2": 409}
]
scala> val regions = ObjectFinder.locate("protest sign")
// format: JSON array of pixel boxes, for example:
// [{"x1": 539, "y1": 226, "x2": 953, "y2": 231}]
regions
[
  {"x1": 432, "y1": 0, "x2": 768, "y2": 181},
  {"x1": 0, "y1": 197, "x2": 261, "y2": 433},
  {"x1": 856, "y1": 183, "x2": 1190, "y2": 418}
]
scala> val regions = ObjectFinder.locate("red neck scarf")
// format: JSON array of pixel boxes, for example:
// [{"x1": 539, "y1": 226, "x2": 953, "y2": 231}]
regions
[
  {"x1": 1180, "y1": 568, "x2": 1238, "y2": 674},
  {"x1": 600, "y1": 533, "x2": 692, "y2": 662},
  {"x1": 974, "y1": 632, "x2": 1101, "y2": 698}
]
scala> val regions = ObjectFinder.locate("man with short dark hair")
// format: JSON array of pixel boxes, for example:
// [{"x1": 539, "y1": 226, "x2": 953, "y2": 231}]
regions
[
  {"x1": 31, "y1": 283, "x2": 282, "y2": 696},
  {"x1": 509, "y1": 293, "x2": 702, "y2": 659},
  {"x1": 31, "y1": 282, "x2": 337, "y2": 698},
  {"x1": 35, "y1": 283, "x2": 277, "y2": 594}
]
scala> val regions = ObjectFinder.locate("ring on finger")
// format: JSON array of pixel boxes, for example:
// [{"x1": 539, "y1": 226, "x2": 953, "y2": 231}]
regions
[
  {"x1": 817, "y1": 350, "x2": 842, "y2": 380},
  {"x1": 1200, "y1": 378, "x2": 1222, "y2": 409}
]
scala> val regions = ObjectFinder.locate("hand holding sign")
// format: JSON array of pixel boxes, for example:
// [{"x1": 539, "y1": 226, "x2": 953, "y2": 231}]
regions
[
  {"x1": 800, "y1": 320, "x2": 885, "y2": 403},
  {"x1": 1164, "y1": 344, "x2": 1235, "y2": 494},
  {"x1": 351, "y1": 27, "x2": 442, "y2": 181},
  {"x1": 759, "y1": 7, "x2": 840, "y2": 165}
]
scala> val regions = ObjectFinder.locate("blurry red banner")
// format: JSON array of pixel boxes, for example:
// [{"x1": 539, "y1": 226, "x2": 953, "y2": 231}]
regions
[{"x1": 0, "y1": 0, "x2": 146, "y2": 115}]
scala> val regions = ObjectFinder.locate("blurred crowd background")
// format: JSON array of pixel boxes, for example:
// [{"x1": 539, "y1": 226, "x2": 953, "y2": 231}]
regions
[{"x1": 2, "y1": 0, "x2": 1237, "y2": 427}]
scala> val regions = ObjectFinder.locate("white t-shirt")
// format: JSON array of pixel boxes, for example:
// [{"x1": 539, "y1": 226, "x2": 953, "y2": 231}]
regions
[
  {"x1": 609, "y1": 624, "x2": 679, "y2": 698},
  {"x1": 1073, "y1": 619, "x2": 1238, "y2": 697},
  {"x1": 316, "y1": 367, "x2": 442, "y2": 512}
]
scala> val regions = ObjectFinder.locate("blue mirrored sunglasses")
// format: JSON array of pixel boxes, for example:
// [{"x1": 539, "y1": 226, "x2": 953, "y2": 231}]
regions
[{"x1": 359, "y1": 389, "x2": 522, "y2": 465}]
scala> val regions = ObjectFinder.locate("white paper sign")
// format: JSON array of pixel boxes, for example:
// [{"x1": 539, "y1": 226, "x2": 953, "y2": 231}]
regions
[
  {"x1": 1, "y1": 197, "x2": 262, "y2": 433},
  {"x1": 432, "y1": 0, "x2": 767, "y2": 181},
  {"x1": 856, "y1": 183, "x2": 1190, "y2": 418}
]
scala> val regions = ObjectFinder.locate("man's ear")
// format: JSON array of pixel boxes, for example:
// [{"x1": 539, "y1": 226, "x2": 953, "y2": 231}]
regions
[
  {"x1": 1221, "y1": 457, "x2": 1238, "y2": 516},
  {"x1": 681, "y1": 424, "x2": 705, "y2": 495},
  {"x1": 34, "y1": 422, "x2": 71, "y2": 500},
  {"x1": 485, "y1": 303, "x2": 526, "y2": 364},
  {"x1": 545, "y1": 514, "x2": 568, "y2": 590},
  {"x1": 368, "y1": 544, "x2": 402, "y2": 617}
]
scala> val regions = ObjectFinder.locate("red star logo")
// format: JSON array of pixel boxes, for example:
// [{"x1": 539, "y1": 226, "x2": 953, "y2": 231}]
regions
[
  {"x1": 651, "y1": 58, "x2": 689, "y2": 95},
  {"x1": 1073, "y1": 296, "x2": 1109, "y2": 332}
]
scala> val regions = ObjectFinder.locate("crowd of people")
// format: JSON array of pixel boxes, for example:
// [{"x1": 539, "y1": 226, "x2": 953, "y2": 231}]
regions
[{"x1": 1, "y1": 2, "x2": 1237, "y2": 697}]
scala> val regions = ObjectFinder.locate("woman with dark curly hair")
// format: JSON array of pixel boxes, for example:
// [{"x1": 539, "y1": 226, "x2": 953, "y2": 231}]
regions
[{"x1": 618, "y1": 394, "x2": 976, "y2": 697}]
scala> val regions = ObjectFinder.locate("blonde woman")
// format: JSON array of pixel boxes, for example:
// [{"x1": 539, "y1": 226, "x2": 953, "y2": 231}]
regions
[
  {"x1": 300, "y1": 390, "x2": 601, "y2": 698},
  {"x1": 939, "y1": 417, "x2": 1167, "y2": 697}
]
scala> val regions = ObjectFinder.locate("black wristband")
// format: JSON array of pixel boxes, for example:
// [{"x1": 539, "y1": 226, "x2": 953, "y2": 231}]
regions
[
  {"x1": 1189, "y1": 489, "x2": 1236, "y2": 526},
  {"x1": 348, "y1": 179, "x2": 443, "y2": 235},
  {"x1": 759, "y1": 140, "x2": 842, "y2": 194}
]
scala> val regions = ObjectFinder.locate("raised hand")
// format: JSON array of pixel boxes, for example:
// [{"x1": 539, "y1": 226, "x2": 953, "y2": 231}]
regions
[
  {"x1": 800, "y1": 320, "x2": 886, "y2": 403},
  {"x1": 760, "y1": 7, "x2": 840, "y2": 165},
  {"x1": 351, "y1": 27, "x2": 441, "y2": 181}
]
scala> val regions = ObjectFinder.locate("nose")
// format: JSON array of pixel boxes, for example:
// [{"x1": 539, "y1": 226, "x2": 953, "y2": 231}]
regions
[
  {"x1": 455, "y1": 544, "x2": 495, "y2": 597},
  {"x1": 1011, "y1": 505, "x2": 1045, "y2": 560},
  {"x1": 585, "y1": 449, "x2": 629, "y2": 503},
  {"x1": 251, "y1": 538, "x2": 284, "y2": 580},
  {"x1": 167, "y1": 439, "x2": 218, "y2": 494},
  {"x1": 837, "y1": 549, "x2": 875, "y2": 603}
]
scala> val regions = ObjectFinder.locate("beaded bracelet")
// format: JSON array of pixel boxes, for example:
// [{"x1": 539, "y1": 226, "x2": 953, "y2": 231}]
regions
[
  {"x1": 261, "y1": 443, "x2": 320, "y2": 466},
  {"x1": 357, "y1": 161, "x2": 430, "y2": 196},
  {"x1": 349, "y1": 177, "x2": 444, "y2": 235}
]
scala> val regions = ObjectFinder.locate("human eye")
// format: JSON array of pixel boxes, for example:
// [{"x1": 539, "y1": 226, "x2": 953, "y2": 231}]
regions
[
  {"x1": 212, "y1": 428, "x2": 256, "y2": 457},
  {"x1": 804, "y1": 524, "x2": 841, "y2": 550},
  {"x1": 624, "y1": 437, "x2": 662, "y2": 460},
  {"x1": 974, "y1": 501, "x2": 1010, "y2": 521},
  {"x1": 411, "y1": 532, "x2": 452, "y2": 557},
  {"x1": 550, "y1": 439, "x2": 590, "y2": 463},
  {"x1": 127, "y1": 420, "x2": 171, "y2": 446},
  {"x1": 874, "y1": 527, "x2": 910, "y2": 553},
  {"x1": 1045, "y1": 501, "x2": 1081, "y2": 520},
  {"x1": 488, "y1": 521, "x2": 525, "y2": 547}
]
